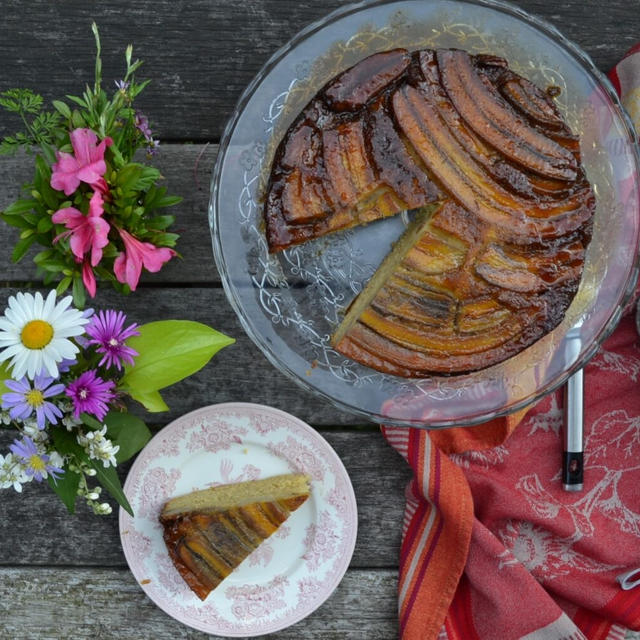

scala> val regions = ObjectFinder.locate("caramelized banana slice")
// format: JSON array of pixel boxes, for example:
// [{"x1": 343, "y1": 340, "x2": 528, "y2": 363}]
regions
[
  {"x1": 437, "y1": 49, "x2": 578, "y2": 181},
  {"x1": 325, "y1": 49, "x2": 411, "y2": 111}
]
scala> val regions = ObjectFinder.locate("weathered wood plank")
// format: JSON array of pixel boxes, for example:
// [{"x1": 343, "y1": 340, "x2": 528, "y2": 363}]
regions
[
  {"x1": 0, "y1": 145, "x2": 220, "y2": 284},
  {"x1": 0, "y1": 1, "x2": 638, "y2": 141},
  {"x1": 2, "y1": 567, "x2": 639, "y2": 640},
  {"x1": 0, "y1": 431, "x2": 410, "y2": 568},
  {"x1": 0, "y1": 567, "x2": 399, "y2": 640},
  {"x1": 0, "y1": 286, "x2": 367, "y2": 426}
]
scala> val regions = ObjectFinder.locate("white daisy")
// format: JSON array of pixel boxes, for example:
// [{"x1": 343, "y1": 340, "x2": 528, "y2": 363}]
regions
[{"x1": 0, "y1": 290, "x2": 89, "y2": 380}]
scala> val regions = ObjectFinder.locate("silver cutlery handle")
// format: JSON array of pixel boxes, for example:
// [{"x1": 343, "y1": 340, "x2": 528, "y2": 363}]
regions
[{"x1": 562, "y1": 368, "x2": 584, "y2": 491}]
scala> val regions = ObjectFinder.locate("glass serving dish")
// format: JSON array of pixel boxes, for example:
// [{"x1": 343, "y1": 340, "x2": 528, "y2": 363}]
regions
[{"x1": 209, "y1": 0, "x2": 640, "y2": 428}]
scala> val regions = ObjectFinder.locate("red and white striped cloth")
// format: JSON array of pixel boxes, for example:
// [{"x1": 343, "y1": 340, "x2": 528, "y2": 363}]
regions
[{"x1": 381, "y1": 47, "x2": 640, "y2": 640}]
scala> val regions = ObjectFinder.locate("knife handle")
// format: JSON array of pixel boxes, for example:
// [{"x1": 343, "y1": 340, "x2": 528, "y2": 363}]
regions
[{"x1": 562, "y1": 368, "x2": 584, "y2": 491}]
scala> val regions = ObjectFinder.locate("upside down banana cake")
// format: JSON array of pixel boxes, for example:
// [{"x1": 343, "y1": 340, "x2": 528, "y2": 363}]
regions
[{"x1": 263, "y1": 48, "x2": 595, "y2": 376}]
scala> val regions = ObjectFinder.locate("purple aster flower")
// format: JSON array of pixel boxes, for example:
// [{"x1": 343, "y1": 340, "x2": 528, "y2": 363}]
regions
[
  {"x1": 1, "y1": 374, "x2": 65, "y2": 429},
  {"x1": 85, "y1": 310, "x2": 139, "y2": 370},
  {"x1": 135, "y1": 111, "x2": 153, "y2": 141},
  {"x1": 114, "y1": 79, "x2": 130, "y2": 92},
  {"x1": 57, "y1": 358, "x2": 77, "y2": 373},
  {"x1": 9, "y1": 436, "x2": 64, "y2": 482},
  {"x1": 65, "y1": 369, "x2": 115, "y2": 420}
]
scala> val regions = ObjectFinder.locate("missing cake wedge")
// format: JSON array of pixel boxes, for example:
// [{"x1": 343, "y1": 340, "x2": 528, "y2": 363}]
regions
[{"x1": 160, "y1": 473, "x2": 311, "y2": 600}]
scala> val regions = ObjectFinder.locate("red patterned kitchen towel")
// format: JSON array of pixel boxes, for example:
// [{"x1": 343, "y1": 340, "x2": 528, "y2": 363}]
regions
[{"x1": 381, "y1": 46, "x2": 640, "y2": 640}]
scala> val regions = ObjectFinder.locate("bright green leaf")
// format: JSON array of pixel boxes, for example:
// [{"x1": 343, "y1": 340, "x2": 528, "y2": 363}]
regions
[
  {"x1": 121, "y1": 320, "x2": 234, "y2": 393},
  {"x1": 0, "y1": 361, "x2": 13, "y2": 396},
  {"x1": 127, "y1": 388, "x2": 169, "y2": 413},
  {"x1": 103, "y1": 411, "x2": 151, "y2": 463}
]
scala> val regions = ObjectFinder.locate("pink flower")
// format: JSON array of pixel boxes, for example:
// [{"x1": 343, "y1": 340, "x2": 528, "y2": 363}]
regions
[
  {"x1": 51, "y1": 128, "x2": 112, "y2": 196},
  {"x1": 52, "y1": 190, "x2": 110, "y2": 266},
  {"x1": 113, "y1": 228, "x2": 175, "y2": 291},
  {"x1": 82, "y1": 260, "x2": 97, "y2": 298}
]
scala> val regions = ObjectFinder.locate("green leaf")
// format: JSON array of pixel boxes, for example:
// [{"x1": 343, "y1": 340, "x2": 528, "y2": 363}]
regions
[
  {"x1": 92, "y1": 463, "x2": 133, "y2": 516},
  {"x1": 11, "y1": 234, "x2": 36, "y2": 262},
  {"x1": 56, "y1": 275, "x2": 72, "y2": 296},
  {"x1": 72, "y1": 272, "x2": 86, "y2": 308},
  {"x1": 103, "y1": 411, "x2": 151, "y2": 463},
  {"x1": 34, "y1": 156, "x2": 60, "y2": 209},
  {"x1": 37, "y1": 216, "x2": 53, "y2": 233},
  {"x1": 1, "y1": 212, "x2": 35, "y2": 230},
  {"x1": 145, "y1": 215, "x2": 175, "y2": 230},
  {"x1": 80, "y1": 413, "x2": 103, "y2": 430},
  {"x1": 52, "y1": 100, "x2": 71, "y2": 119},
  {"x1": 127, "y1": 388, "x2": 169, "y2": 413},
  {"x1": 48, "y1": 467, "x2": 81, "y2": 514},
  {"x1": 50, "y1": 424, "x2": 134, "y2": 516},
  {"x1": 120, "y1": 320, "x2": 234, "y2": 393},
  {"x1": 156, "y1": 195, "x2": 183, "y2": 208},
  {"x1": 66, "y1": 95, "x2": 88, "y2": 109},
  {"x1": 3, "y1": 199, "x2": 37, "y2": 216},
  {"x1": 0, "y1": 361, "x2": 13, "y2": 396}
]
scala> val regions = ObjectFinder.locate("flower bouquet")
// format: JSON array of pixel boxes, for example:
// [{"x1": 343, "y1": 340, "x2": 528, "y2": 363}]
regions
[
  {"x1": 0, "y1": 24, "x2": 181, "y2": 307},
  {"x1": 0, "y1": 290, "x2": 234, "y2": 515}
]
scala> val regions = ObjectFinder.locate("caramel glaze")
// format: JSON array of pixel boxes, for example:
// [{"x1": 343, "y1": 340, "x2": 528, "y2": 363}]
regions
[
  {"x1": 263, "y1": 47, "x2": 594, "y2": 376},
  {"x1": 160, "y1": 495, "x2": 308, "y2": 600}
]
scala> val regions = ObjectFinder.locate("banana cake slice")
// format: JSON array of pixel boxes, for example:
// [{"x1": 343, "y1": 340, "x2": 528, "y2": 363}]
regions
[{"x1": 160, "y1": 473, "x2": 311, "y2": 600}]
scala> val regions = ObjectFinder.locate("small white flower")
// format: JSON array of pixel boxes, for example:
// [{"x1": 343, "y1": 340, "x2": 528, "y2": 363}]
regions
[
  {"x1": 77, "y1": 426, "x2": 119, "y2": 468},
  {"x1": 0, "y1": 290, "x2": 89, "y2": 380},
  {"x1": 95, "y1": 502, "x2": 112, "y2": 515},
  {"x1": 22, "y1": 419, "x2": 49, "y2": 441},
  {"x1": 0, "y1": 453, "x2": 30, "y2": 492},
  {"x1": 48, "y1": 450, "x2": 65, "y2": 469}
]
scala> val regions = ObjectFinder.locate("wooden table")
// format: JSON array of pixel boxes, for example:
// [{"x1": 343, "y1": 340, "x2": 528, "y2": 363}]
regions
[{"x1": 1, "y1": 1, "x2": 639, "y2": 638}]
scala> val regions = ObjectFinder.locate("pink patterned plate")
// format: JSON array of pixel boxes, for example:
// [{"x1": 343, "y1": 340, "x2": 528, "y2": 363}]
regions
[{"x1": 119, "y1": 402, "x2": 358, "y2": 637}]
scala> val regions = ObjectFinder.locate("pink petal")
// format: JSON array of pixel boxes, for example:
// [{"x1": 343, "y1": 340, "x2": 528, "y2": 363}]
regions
[
  {"x1": 69, "y1": 225, "x2": 92, "y2": 261},
  {"x1": 76, "y1": 160, "x2": 107, "y2": 186},
  {"x1": 113, "y1": 250, "x2": 142, "y2": 291},
  {"x1": 51, "y1": 206, "x2": 84, "y2": 227},
  {"x1": 50, "y1": 152, "x2": 81, "y2": 195},
  {"x1": 88, "y1": 190, "x2": 104, "y2": 218},
  {"x1": 90, "y1": 218, "x2": 110, "y2": 266},
  {"x1": 82, "y1": 261, "x2": 97, "y2": 297},
  {"x1": 141, "y1": 245, "x2": 175, "y2": 273},
  {"x1": 70, "y1": 128, "x2": 100, "y2": 166}
]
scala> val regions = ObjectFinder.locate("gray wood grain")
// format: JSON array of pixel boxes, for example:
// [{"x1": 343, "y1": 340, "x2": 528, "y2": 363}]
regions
[
  {"x1": 0, "y1": 567, "x2": 399, "y2": 640},
  {"x1": 0, "y1": 1, "x2": 638, "y2": 142},
  {"x1": 0, "y1": 284, "x2": 370, "y2": 426},
  {"x1": 0, "y1": 431, "x2": 410, "y2": 568},
  {"x1": 0, "y1": 144, "x2": 219, "y2": 284}
]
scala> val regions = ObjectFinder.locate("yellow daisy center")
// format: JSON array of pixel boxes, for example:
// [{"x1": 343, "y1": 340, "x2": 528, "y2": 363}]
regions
[
  {"x1": 29, "y1": 454, "x2": 46, "y2": 472},
  {"x1": 25, "y1": 389, "x2": 45, "y2": 408},
  {"x1": 21, "y1": 320, "x2": 54, "y2": 349}
]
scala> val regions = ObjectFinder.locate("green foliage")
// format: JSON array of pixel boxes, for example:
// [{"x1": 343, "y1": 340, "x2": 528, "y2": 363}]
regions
[
  {"x1": 50, "y1": 425, "x2": 134, "y2": 516},
  {"x1": 0, "y1": 22, "x2": 181, "y2": 306},
  {"x1": 120, "y1": 320, "x2": 235, "y2": 397},
  {"x1": 47, "y1": 466, "x2": 81, "y2": 514},
  {"x1": 102, "y1": 411, "x2": 152, "y2": 464}
]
